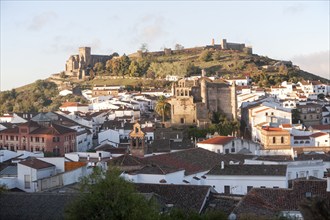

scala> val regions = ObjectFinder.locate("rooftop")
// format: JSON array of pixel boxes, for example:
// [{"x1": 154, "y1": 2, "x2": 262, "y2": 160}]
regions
[
  {"x1": 207, "y1": 164, "x2": 287, "y2": 176},
  {"x1": 19, "y1": 158, "x2": 55, "y2": 170}
]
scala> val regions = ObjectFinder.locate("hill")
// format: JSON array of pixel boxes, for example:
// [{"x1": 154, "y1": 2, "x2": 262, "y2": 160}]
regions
[{"x1": 0, "y1": 45, "x2": 329, "y2": 114}]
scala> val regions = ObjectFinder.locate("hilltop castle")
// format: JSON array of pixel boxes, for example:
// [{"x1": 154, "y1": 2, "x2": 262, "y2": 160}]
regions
[{"x1": 65, "y1": 47, "x2": 111, "y2": 79}]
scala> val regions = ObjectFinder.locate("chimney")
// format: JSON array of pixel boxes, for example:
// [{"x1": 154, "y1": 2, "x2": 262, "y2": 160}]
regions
[
  {"x1": 306, "y1": 171, "x2": 309, "y2": 180},
  {"x1": 98, "y1": 152, "x2": 102, "y2": 162},
  {"x1": 202, "y1": 69, "x2": 206, "y2": 77},
  {"x1": 327, "y1": 172, "x2": 330, "y2": 192},
  {"x1": 221, "y1": 161, "x2": 225, "y2": 169},
  {"x1": 87, "y1": 154, "x2": 90, "y2": 161}
]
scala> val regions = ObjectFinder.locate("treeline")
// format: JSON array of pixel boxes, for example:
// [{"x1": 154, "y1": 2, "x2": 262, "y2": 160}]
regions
[
  {"x1": 90, "y1": 53, "x2": 202, "y2": 79},
  {"x1": 0, "y1": 80, "x2": 86, "y2": 114}
]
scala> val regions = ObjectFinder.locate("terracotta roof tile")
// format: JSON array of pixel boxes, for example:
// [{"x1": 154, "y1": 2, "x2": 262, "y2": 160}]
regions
[
  {"x1": 233, "y1": 179, "x2": 330, "y2": 219},
  {"x1": 310, "y1": 132, "x2": 328, "y2": 138},
  {"x1": 198, "y1": 136, "x2": 235, "y2": 145}
]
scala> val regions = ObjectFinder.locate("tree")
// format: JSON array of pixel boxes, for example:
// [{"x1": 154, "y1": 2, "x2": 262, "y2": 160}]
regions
[
  {"x1": 119, "y1": 54, "x2": 131, "y2": 76},
  {"x1": 59, "y1": 71, "x2": 67, "y2": 78},
  {"x1": 155, "y1": 95, "x2": 170, "y2": 123},
  {"x1": 299, "y1": 197, "x2": 330, "y2": 220},
  {"x1": 93, "y1": 62, "x2": 104, "y2": 73},
  {"x1": 199, "y1": 50, "x2": 213, "y2": 62},
  {"x1": 174, "y1": 43, "x2": 184, "y2": 50},
  {"x1": 65, "y1": 168, "x2": 159, "y2": 220},
  {"x1": 140, "y1": 43, "x2": 148, "y2": 53}
]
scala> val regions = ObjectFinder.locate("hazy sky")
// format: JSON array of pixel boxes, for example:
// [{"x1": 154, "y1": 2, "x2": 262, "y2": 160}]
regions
[{"x1": 1, "y1": 1, "x2": 329, "y2": 91}]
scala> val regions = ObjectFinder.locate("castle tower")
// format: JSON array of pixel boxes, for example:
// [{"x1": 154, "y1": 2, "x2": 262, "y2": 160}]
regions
[
  {"x1": 201, "y1": 78, "x2": 208, "y2": 106},
  {"x1": 171, "y1": 82, "x2": 176, "y2": 96},
  {"x1": 129, "y1": 123, "x2": 146, "y2": 157},
  {"x1": 79, "y1": 47, "x2": 91, "y2": 67},
  {"x1": 221, "y1": 39, "x2": 227, "y2": 50},
  {"x1": 211, "y1": 38, "x2": 215, "y2": 46},
  {"x1": 230, "y1": 81, "x2": 237, "y2": 120}
]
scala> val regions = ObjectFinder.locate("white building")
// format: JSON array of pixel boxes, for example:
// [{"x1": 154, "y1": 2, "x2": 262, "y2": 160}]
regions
[
  {"x1": 197, "y1": 136, "x2": 259, "y2": 154},
  {"x1": 203, "y1": 164, "x2": 288, "y2": 195},
  {"x1": 17, "y1": 158, "x2": 56, "y2": 192},
  {"x1": 59, "y1": 102, "x2": 89, "y2": 113}
]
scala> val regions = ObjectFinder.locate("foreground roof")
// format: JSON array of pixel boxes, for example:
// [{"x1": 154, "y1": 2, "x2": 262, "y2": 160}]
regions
[
  {"x1": 135, "y1": 183, "x2": 211, "y2": 213},
  {"x1": 0, "y1": 192, "x2": 77, "y2": 220},
  {"x1": 233, "y1": 179, "x2": 330, "y2": 218}
]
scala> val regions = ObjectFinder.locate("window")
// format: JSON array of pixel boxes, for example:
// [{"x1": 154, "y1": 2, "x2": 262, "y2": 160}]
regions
[
  {"x1": 265, "y1": 112, "x2": 268, "y2": 116},
  {"x1": 294, "y1": 141, "x2": 298, "y2": 144},
  {"x1": 224, "y1": 185, "x2": 230, "y2": 194},
  {"x1": 273, "y1": 137, "x2": 276, "y2": 144},
  {"x1": 273, "y1": 186, "x2": 279, "y2": 188},
  {"x1": 247, "y1": 186, "x2": 253, "y2": 192},
  {"x1": 299, "y1": 171, "x2": 305, "y2": 178},
  {"x1": 281, "y1": 137, "x2": 284, "y2": 144},
  {"x1": 35, "y1": 137, "x2": 40, "y2": 142},
  {"x1": 180, "y1": 118, "x2": 184, "y2": 124},
  {"x1": 10, "y1": 136, "x2": 14, "y2": 141},
  {"x1": 231, "y1": 148, "x2": 235, "y2": 153},
  {"x1": 41, "y1": 137, "x2": 44, "y2": 143},
  {"x1": 260, "y1": 186, "x2": 266, "y2": 188},
  {"x1": 225, "y1": 149, "x2": 229, "y2": 154},
  {"x1": 24, "y1": 175, "x2": 30, "y2": 189}
]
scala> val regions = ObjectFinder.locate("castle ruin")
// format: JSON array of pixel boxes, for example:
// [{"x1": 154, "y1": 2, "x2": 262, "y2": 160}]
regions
[{"x1": 65, "y1": 47, "x2": 112, "y2": 79}]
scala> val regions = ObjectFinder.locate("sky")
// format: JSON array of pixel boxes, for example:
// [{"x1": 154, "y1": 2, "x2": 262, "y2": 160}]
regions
[{"x1": 1, "y1": 1, "x2": 329, "y2": 91}]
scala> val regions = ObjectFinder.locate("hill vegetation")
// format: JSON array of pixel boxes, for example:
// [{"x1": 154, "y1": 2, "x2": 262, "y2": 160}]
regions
[{"x1": 0, "y1": 46, "x2": 328, "y2": 114}]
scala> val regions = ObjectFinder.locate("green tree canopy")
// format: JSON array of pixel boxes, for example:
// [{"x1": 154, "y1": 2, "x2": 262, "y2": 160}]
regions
[
  {"x1": 155, "y1": 95, "x2": 170, "y2": 123},
  {"x1": 66, "y1": 168, "x2": 159, "y2": 220}
]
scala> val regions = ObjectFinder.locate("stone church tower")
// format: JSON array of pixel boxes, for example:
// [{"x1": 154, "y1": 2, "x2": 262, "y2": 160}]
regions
[{"x1": 129, "y1": 123, "x2": 146, "y2": 157}]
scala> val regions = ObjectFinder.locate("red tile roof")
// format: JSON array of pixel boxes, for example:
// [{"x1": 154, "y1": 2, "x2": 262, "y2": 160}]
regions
[
  {"x1": 233, "y1": 179, "x2": 330, "y2": 219},
  {"x1": 198, "y1": 136, "x2": 235, "y2": 145},
  {"x1": 281, "y1": 124, "x2": 292, "y2": 128},
  {"x1": 262, "y1": 126, "x2": 283, "y2": 132},
  {"x1": 309, "y1": 124, "x2": 330, "y2": 130},
  {"x1": 310, "y1": 132, "x2": 328, "y2": 138},
  {"x1": 60, "y1": 102, "x2": 88, "y2": 108}
]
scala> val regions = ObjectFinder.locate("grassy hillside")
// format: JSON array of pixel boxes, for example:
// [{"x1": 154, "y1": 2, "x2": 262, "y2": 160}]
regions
[{"x1": 1, "y1": 46, "x2": 328, "y2": 114}]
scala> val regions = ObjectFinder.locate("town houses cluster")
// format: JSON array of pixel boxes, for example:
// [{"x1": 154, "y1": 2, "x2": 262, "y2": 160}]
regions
[{"x1": 1, "y1": 73, "x2": 330, "y2": 219}]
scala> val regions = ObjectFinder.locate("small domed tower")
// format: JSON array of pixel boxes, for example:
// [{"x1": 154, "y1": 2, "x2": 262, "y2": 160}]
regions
[{"x1": 129, "y1": 123, "x2": 146, "y2": 157}]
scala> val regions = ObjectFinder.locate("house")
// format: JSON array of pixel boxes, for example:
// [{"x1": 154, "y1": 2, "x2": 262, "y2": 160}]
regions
[
  {"x1": 258, "y1": 126, "x2": 291, "y2": 150},
  {"x1": 308, "y1": 124, "x2": 330, "y2": 134},
  {"x1": 17, "y1": 158, "x2": 56, "y2": 192},
  {"x1": 203, "y1": 164, "x2": 288, "y2": 195},
  {"x1": 197, "y1": 136, "x2": 259, "y2": 154},
  {"x1": 92, "y1": 84, "x2": 123, "y2": 97},
  {"x1": 296, "y1": 103, "x2": 323, "y2": 127},
  {"x1": 59, "y1": 89, "x2": 73, "y2": 96},
  {"x1": 0, "y1": 121, "x2": 77, "y2": 156},
  {"x1": 59, "y1": 102, "x2": 89, "y2": 113},
  {"x1": 122, "y1": 164, "x2": 185, "y2": 184},
  {"x1": 231, "y1": 178, "x2": 330, "y2": 219}
]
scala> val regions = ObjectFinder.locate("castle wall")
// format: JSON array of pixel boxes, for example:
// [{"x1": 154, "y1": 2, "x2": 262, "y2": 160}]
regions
[{"x1": 206, "y1": 83, "x2": 233, "y2": 119}]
